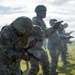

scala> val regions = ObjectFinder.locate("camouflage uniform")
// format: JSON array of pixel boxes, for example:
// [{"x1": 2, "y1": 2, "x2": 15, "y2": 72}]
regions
[
  {"x1": 0, "y1": 16, "x2": 44, "y2": 75},
  {"x1": 58, "y1": 23, "x2": 70, "y2": 64},
  {"x1": 28, "y1": 5, "x2": 50, "y2": 75},
  {"x1": 48, "y1": 19, "x2": 71, "y2": 75},
  {"x1": 47, "y1": 19, "x2": 64, "y2": 75},
  {"x1": 47, "y1": 30, "x2": 61, "y2": 75}
]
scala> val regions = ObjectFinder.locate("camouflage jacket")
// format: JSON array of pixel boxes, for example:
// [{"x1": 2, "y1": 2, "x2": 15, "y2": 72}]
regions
[
  {"x1": 32, "y1": 16, "x2": 56, "y2": 50},
  {"x1": 48, "y1": 30, "x2": 61, "y2": 45},
  {"x1": 0, "y1": 25, "x2": 44, "y2": 61},
  {"x1": 32, "y1": 16, "x2": 56, "y2": 38},
  {"x1": 32, "y1": 16, "x2": 47, "y2": 32}
]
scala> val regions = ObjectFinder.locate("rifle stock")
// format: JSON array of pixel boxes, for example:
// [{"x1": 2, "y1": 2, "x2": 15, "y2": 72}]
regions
[{"x1": 23, "y1": 46, "x2": 40, "y2": 61}]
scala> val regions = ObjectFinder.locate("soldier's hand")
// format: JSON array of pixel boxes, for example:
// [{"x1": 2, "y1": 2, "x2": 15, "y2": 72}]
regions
[
  {"x1": 68, "y1": 36, "x2": 74, "y2": 39},
  {"x1": 69, "y1": 41, "x2": 72, "y2": 44},
  {"x1": 53, "y1": 21, "x2": 63, "y2": 30},
  {"x1": 21, "y1": 53, "x2": 31, "y2": 61}
]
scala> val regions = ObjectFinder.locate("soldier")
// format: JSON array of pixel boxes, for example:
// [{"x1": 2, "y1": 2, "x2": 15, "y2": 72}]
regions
[
  {"x1": 48, "y1": 19, "x2": 72, "y2": 75},
  {"x1": 58, "y1": 23, "x2": 74, "y2": 64},
  {"x1": 28, "y1": 5, "x2": 51, "y2": 75},
  {"x1": 0, "y1": 16, "x2": 44, "y2": 75},
  {"x1": 47, "y1": 19, "x2": 63, "y2": 75},
  {"x1": 28, "y1": 5, "x2": 62, "y2": 75},
  {"x1": 34, "y1": 4, "x2": 48, "y2": 50}
]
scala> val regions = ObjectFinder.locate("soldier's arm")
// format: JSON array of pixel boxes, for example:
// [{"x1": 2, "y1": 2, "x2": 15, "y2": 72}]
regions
[
  {"x1": 0, "y1": 27, "x2": 21, "y2": 59},
  {"x1": 0, "y1": 27, "x2": 12, "y2": 46},
  {"x1": 64, "y1": 31, "x2": 74, "y2": 36},
  {"x1": 45, "y1": 27, "x2": 54, "y2": 38},
  {"x1": 59, "y1": 33, "x2": 73, "y2": 41},
  {"x1": 45, "y1": 21, "x2": 63, "y2": 38}
]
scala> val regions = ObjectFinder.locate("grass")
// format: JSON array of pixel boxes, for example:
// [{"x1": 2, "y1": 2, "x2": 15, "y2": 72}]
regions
[{"x1": 20, "y1": 42, "x2": 75, "y2": 75}]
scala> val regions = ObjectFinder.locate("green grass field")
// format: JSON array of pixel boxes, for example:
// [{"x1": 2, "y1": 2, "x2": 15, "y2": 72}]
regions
[{"x1": 20, "y1": 42, "x2": 75, "y2": 75}]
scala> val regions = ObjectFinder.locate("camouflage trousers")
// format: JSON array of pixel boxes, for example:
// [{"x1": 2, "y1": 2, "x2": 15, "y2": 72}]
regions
[
  {"x1": 28, "y1": 50, "x2": 50, "y2": 75},
  {"x1": 48, "y1": 44, "x2": 60, "y2": 75},
  {"x1": 59, "y1": 43, "x2": 67, "y2": 64},
  {"x1": 0, "y1": 60, "x2": 22, "y2": 75}
]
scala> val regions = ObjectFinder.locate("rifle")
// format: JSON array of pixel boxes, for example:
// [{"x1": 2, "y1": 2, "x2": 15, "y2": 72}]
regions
[
  {"x1": 21, "y1": 38, "x2": 40, "y2": 61},
  {"x1": 22, "y1": 46, "x2": 40, "y2": 61},
  {"x1": 68, "y1": 35, "x2": 74, "y2": 39},
  {"x1": 0, "y1": 39, "x2": 40, "y2": 61}
]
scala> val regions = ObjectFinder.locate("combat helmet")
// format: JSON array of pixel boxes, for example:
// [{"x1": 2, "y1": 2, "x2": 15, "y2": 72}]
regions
[
  {"x1": 63, "y1": 23, "x2": 68, "y2": 28},
  {"x1": 49, "y1": 19, "x2": 57, "y2": 26},
  {"x1": 11, "y1": 16, "x2": 33, "y2": 34},
  {"x1": 49, "y1": 19, "x2": 57, "y2": 25},
  {"x1": 35, "y1": 5, "x2": 47, "y2": 13}
]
